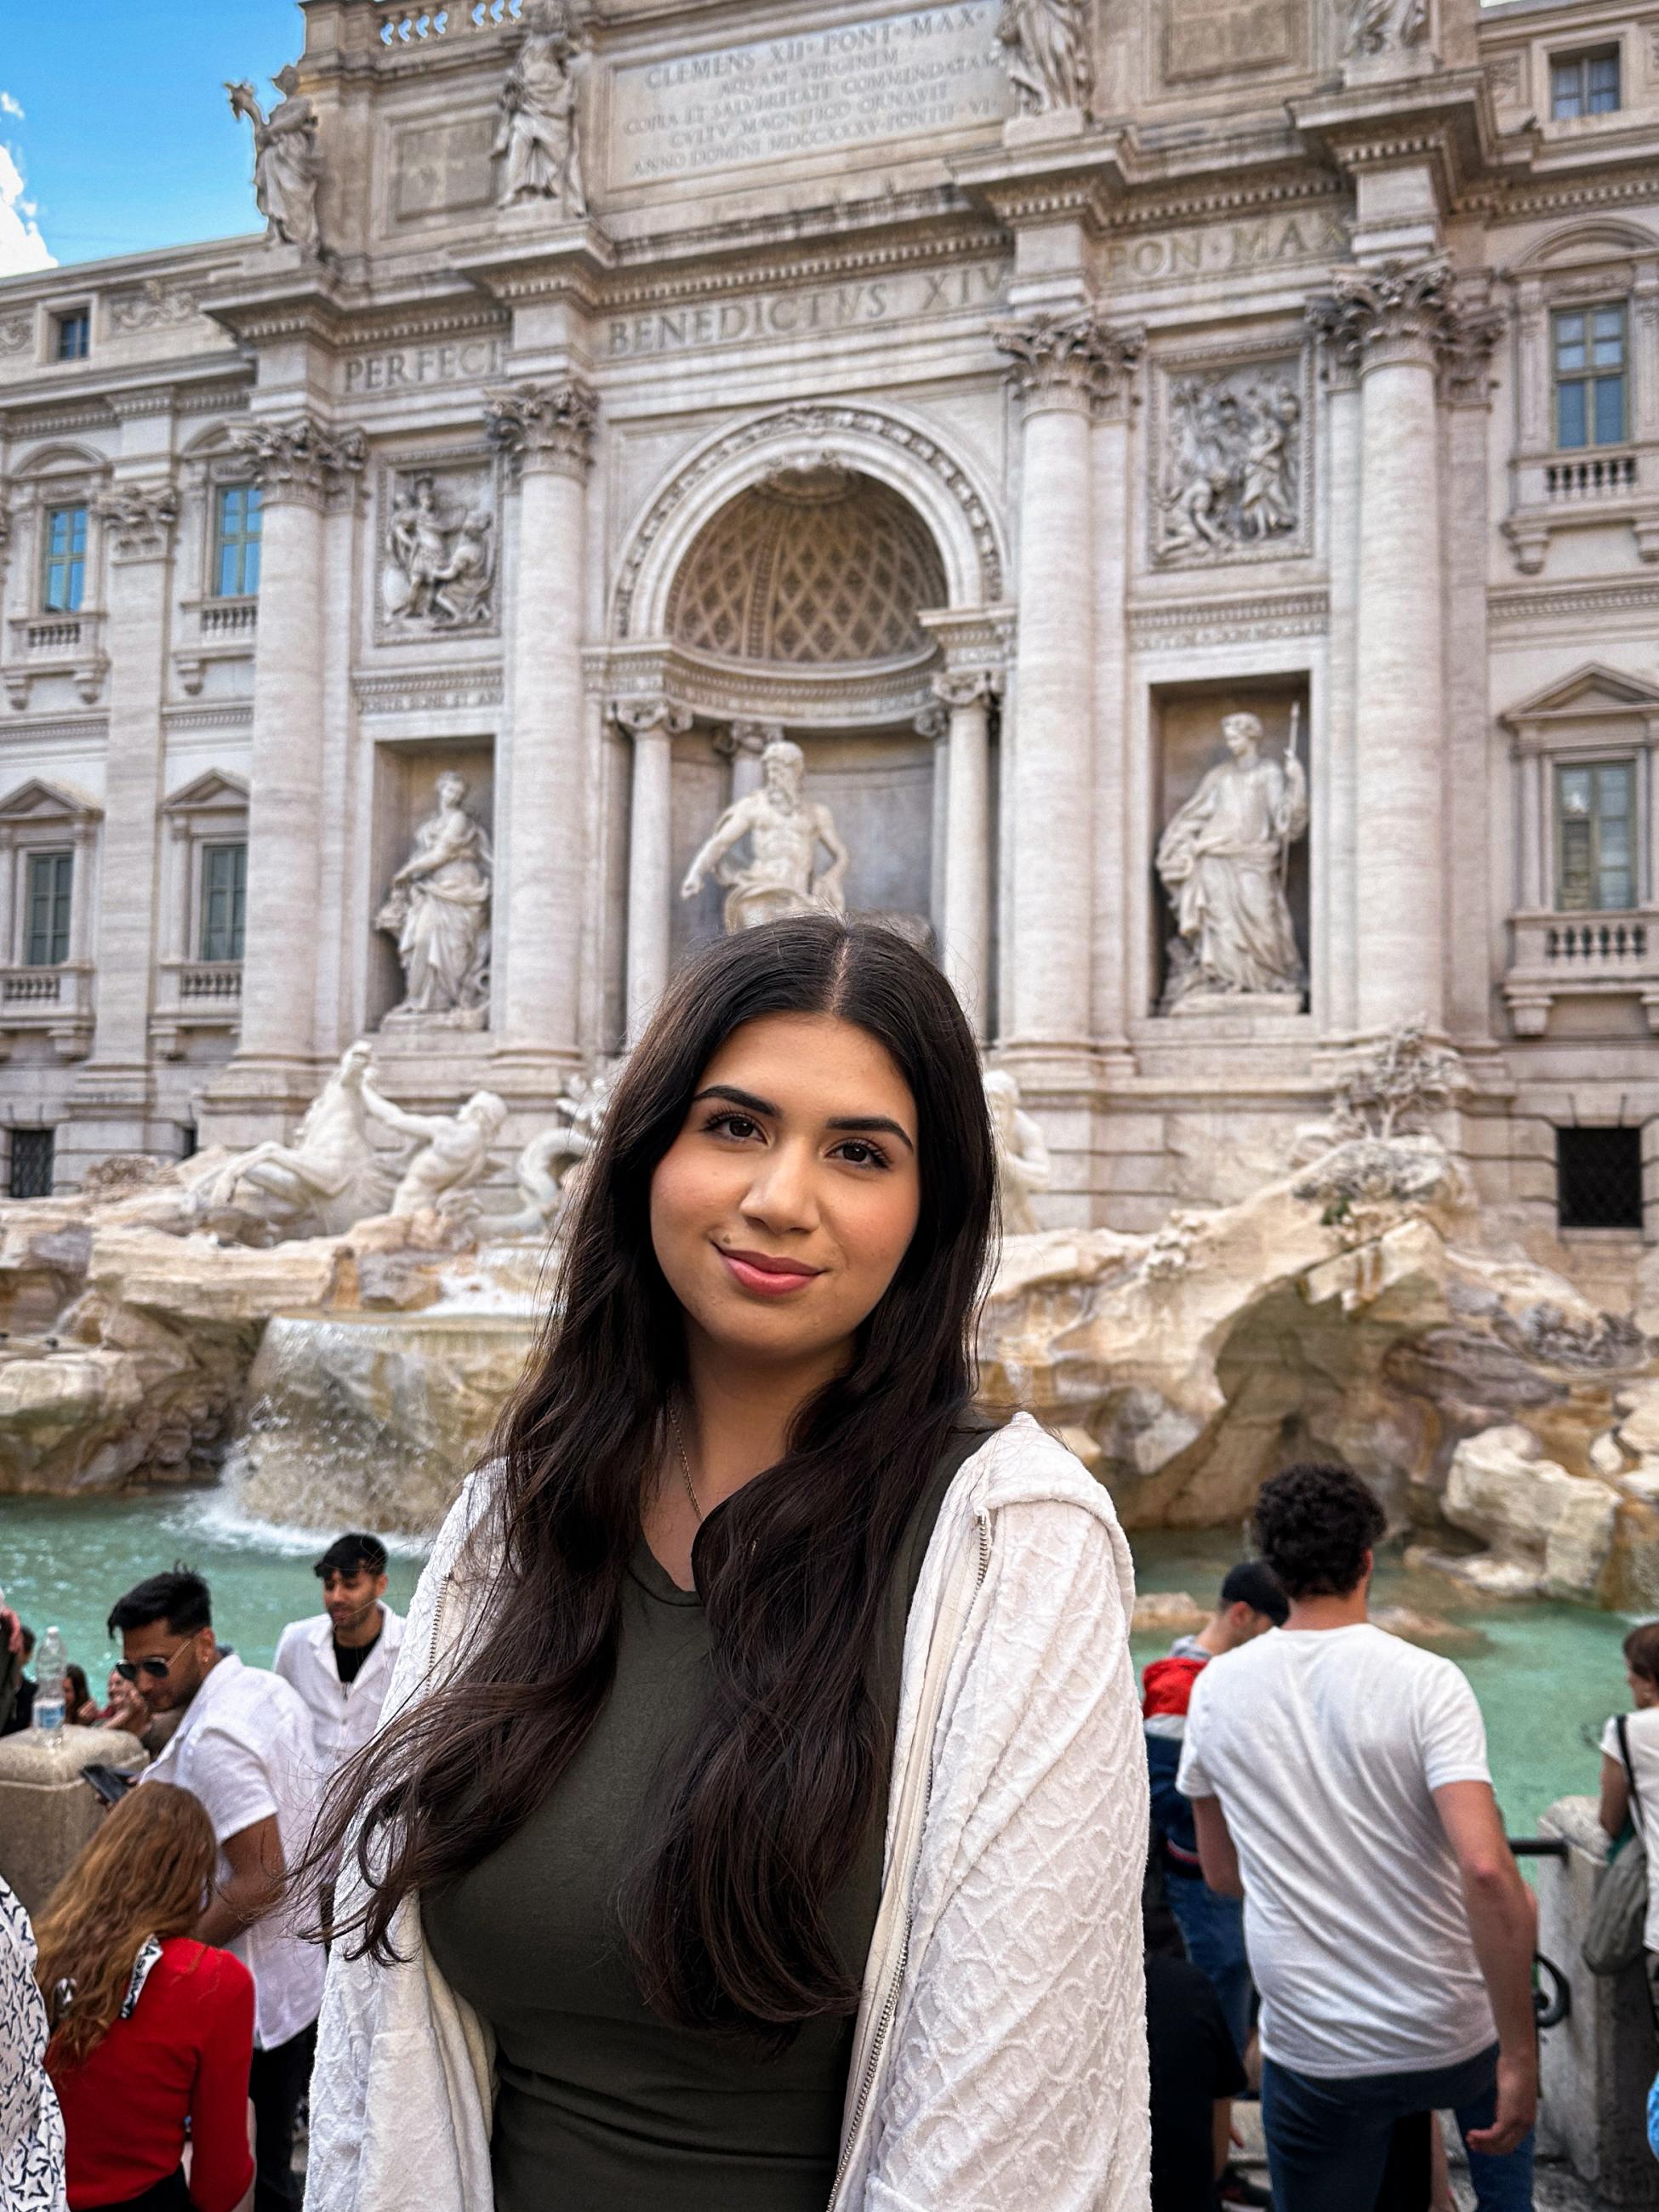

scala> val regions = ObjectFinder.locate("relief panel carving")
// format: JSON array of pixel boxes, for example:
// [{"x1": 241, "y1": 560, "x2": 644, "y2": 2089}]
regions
[
  {"x1": 1149, "y1": 350, "x2": 1311, "y2": 568},
  {"x1": 375, "y1": 453, "x2": 501, "y2": 643}
]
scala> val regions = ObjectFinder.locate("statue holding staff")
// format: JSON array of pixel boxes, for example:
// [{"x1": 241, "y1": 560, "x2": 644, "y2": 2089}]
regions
[{"x1": 1156, "y1": 710, "x2": 1308, "y2": 1007}]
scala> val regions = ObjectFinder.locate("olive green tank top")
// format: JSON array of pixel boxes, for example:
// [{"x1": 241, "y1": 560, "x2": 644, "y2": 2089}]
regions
[{"x1": 422, "y1": 1418, "x2": 989, "y2": 2212}]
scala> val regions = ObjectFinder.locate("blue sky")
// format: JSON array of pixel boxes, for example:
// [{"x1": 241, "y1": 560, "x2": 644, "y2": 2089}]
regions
[{"x1": 1, "y1": 1, "x2": 307, "y2": 272}]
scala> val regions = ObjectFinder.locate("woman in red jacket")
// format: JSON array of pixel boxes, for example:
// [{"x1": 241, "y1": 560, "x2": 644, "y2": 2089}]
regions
[{"x1": 33, "y1": 1782, "x2": 255, "y2": 2212}]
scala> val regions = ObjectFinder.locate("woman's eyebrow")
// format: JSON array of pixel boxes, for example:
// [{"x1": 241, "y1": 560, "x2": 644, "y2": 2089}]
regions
[
  {"x1": 693, "y1": 1086, "x2": 916, "y2": 1154},
  {"x1": 826, "y1": 1115, "x2": 915, "y2": 1153}
]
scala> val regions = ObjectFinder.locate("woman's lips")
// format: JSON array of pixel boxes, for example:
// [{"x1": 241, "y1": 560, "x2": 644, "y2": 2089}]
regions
[{"x1": 717, "y1": 1246, "x2": 824, "y2": 1297}]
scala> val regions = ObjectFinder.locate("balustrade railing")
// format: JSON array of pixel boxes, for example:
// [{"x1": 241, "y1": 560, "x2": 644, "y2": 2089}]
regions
[
  {"x1": 377, "y1": 0, "x2": 519, "y2": 43},
  {"x1": 1543, "y1": 451, "x2": 1639, "y2": 502},
  {"x1": 1543, "y1": 916, "x2": 1649, "y2": 964},
  {"x1": 177, "y1": 962, "x2": 242, "y2": 1002},
  {"x1": 201, "y1": 600, "x2": 258, "y2": 639},
  {"x1": 2, "y1": 967, "x2": 61, "y2": 1005}
]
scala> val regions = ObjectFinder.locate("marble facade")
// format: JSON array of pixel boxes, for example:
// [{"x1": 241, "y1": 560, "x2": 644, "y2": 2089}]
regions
[{"x1": 3, "y1": 0, "x2": 1659, "y2": 1296}]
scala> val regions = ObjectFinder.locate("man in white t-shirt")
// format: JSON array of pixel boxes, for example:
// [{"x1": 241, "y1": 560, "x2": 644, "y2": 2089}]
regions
[
  {"x1": 110, "y1": 1567, "x2": 323, "y2": 2212},
  {"x1": 1177, "y1": 1462, "x2": 1538, "y2": 2211},
  {"x1": 274, "y1": 1532, "x2": 404, "y2": 1781},
  {"x1": 1598, "y1": 1616, "x2": 1659, "y2": 2013}
]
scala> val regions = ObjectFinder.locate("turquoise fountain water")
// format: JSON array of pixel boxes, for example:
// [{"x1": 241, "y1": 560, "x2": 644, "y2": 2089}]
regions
[{"x1": 0, "y1": 1495, "x2": 1630, "y2": 1840}]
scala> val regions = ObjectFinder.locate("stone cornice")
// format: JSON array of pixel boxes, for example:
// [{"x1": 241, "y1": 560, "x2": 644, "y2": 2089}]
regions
[
  {"x1": 456, "y1": 226, "x2": 619, "y2": 311},
  {"x1": 992, "y1": 309, "x2": 1143, "y2": 416},
  {"x1": 93, "y1": 479, "x2": 180, "y2": 561},
  {"x1": 917, "y1": 604, "x2": 1018, "y2": 672},
  {"x1": 601, "y1": 227, "x2": 1008, "y2": 315},
  {"x1": 482, "y1": 380, "x2": 599, "y2": 480},
  {"x1": 226, "y1": 416, "x2": 368, "y2": 509},
  {"x1": 1291, "y1": 71, "x2": 1497, "y2": 210}
]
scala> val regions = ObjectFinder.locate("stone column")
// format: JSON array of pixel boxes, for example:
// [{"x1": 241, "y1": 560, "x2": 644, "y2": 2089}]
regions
[
  {"x1": 484, "y1": 381, "x2": 598, "y2": 1070},
  {"x1": 224, "y1": 419, "x2": 365, "y2": 1073},
  {"x1": 992, "y1": 311, "x2": 1140, "y2": 1049},
  {"x1": 83, "y1": 480, "x2": 177, "y2": 1082},
  {"x1": 617, "y1": 698, "x2": 692, "y2": 1039},
  {"x1": 1308, "y1": 264, "x2": 1454, "y2": 1036},
  {"x1": 930, "y1": 669, "x2": 1001, "y2": 1037}
]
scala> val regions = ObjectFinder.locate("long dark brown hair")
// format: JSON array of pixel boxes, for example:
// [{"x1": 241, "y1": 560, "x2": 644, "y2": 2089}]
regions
[{"x1": 309, "y1": 917, "x2": 996, "y2": 2041}]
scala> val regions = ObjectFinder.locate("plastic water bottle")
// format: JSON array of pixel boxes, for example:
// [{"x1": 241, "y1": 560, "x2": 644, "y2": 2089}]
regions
[{"x1": 32, "y1": 1626, "x2": 66, "y2": 1739}]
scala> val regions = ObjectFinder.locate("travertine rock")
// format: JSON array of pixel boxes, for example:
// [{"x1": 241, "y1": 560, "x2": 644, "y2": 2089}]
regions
[{"x1": 1440, "y1": 1425, "x2": 1620, "y2": 1602}]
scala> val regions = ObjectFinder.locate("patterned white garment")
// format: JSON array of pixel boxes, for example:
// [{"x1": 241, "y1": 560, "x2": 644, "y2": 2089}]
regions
[
  {"x1": 307, "y1": 1416, "x2": 1152, "y2": 2212},
  {"x1": 0, "y1": 1878, "x2": 68, "y2": 2212}
]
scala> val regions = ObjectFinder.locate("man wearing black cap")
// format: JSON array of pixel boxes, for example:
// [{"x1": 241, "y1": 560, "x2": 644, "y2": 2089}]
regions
[{"x1": 273, "y1": 1534, "x2": 403, "y2": 1782}]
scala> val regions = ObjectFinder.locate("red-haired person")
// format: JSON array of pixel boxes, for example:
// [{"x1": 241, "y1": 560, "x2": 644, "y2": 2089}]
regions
[{"x1": 34, "y1": 1782, "x2": 255, "y2": 2212}]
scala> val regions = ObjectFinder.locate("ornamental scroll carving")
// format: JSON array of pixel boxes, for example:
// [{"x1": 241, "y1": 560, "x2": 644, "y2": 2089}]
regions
[
  {"x1": 227, "y1": 417, "x2": 367, "y2": 508},
  {"x1": 1154, "y1": 360, "x2": 1303, "y2": 565},
  {"x1": 94, "y1": 481, "x2": 180, "y2": 561},
  {"x1": 993, "y1": 311, "x2": 1144, "y2": 412},
  {"x1": 107, "y1": 279, "x2": 204, "y2": 334},
  {"x1": 482, "y1": 380, "x2": 598, "y2": 476},
  {"x1": 996, "y1": 0, "x2": 1092, "y2": 115}
]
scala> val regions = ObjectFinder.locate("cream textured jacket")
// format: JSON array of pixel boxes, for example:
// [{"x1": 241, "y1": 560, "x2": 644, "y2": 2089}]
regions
[{"x1": 305, "y1": 1411, "x2": 1152, "y2": 2212}]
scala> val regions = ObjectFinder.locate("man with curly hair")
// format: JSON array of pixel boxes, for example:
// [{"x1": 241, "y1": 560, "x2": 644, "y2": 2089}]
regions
[{"x1": 1177, "y1": 1462, "x2": 1538, "y2": 2210}]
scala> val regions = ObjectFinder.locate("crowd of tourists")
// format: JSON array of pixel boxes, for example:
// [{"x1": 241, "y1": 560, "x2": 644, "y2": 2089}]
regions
[{"x1": 0, "y1": 916, "x2": 1649, "y2": 2212}]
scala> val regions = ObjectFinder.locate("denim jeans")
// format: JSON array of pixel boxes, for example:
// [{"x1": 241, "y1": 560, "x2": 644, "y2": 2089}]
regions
[
  {"x1": 1262, "y1": 2044, "x2": 1534, "y2": 2212},
  {"x1": 1166, "y1": 1871, "x2": 1254, "y2": 2058}
]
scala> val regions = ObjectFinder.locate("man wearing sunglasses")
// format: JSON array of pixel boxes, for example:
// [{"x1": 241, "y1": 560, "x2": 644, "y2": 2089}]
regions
[{"x1": 109, "y1": 1565, "x2": 322, "y2": 2212}]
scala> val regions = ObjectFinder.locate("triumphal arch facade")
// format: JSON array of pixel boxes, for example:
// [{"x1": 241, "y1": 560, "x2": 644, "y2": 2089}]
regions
[{"x1": 3, "y1": 0, "x2": 1659, "y2": 1293}]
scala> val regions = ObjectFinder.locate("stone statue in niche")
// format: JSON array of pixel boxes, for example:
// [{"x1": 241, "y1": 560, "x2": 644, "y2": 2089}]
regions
[
  {"x1": 376, "y1": 773, "x2": 493, "y2": 1029},
  {"x1": 226, "y1": 70, "x2": 325, "y2": 257},
  {"x1": 495, "y1": 0, "x2": 587, "y2": 216},
  {"x1": 984, "y1": 1070, "x2": 1052, "y2": 1236},
  {"x1": 1158, "y1": 370, "x2": 1302, "y2": 562},
  {"x1": 382, "y1": 476, "x2": 496, "y2": 630},
  {"x1": 681, "y1": 738, "x2": 851, "y2": 933},
  {"x1": 1345, "y1": 0, "x2": 1429, "y2": 56},
  {"x1": 996, "y1": 0, "x2": 1092, "y2": 113},
  {"x1": 1156, "y1": 710, "x2": 1308, "y2": 1012}
]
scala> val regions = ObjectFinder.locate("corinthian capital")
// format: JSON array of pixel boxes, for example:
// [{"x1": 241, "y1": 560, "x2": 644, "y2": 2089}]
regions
[
  {"x1": 227, "y1": 417, "x2": 367, "y2": 509},
  {"x1": 932, "y1": 666, "x2": 1005, "y2": 710},
  {"x1": 1305, "y1": 258, "x2": 1454, "y2": 374},
  {"x1": 993, "y1": 310, "x2": 1143, "y2": 416},
  {"x1": 94, "y1": 479, "x2": 180, "y2": 561},
  {"x1": 484, "y1": 380, "x2": 599, "y2": 478}
]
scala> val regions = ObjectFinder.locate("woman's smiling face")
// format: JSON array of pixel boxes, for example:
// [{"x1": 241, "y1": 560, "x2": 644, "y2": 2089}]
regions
[{"x1": 649, "y1": 1011, "x2": 922, "y2": 1375}]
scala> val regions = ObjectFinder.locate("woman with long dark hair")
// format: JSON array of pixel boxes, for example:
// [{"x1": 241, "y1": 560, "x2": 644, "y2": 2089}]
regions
[
  {"x1": 35, "y1": 1783, "x2": 255, "y2": 2212},
  {"x1": 305, "y1": 916, "x2": 1149, "y2": 2211}
]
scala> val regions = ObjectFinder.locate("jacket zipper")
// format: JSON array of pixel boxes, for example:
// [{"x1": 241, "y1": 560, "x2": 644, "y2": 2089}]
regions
[{"x1": 828, "y1": 1506, "x2": 993, "y2": 2205}]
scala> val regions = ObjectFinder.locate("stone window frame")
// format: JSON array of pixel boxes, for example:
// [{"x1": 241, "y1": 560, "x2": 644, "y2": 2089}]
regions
[
  {"x1": 1507, "y1": 672, "x2": 1657, "y2": 916},
  {"x1": 208, "y1": 480, "x2": 264, "y2": 603},
  {"x1": 1142, "y1": 331, "x2": 1315, "y2": 574},
  {"x1": 158, "y1": 770, "x2": 250, "y2": 967},
  {"x1": 171, "y1": 436, "x2": 262, "y2": 694},
  {"x1": 8, "y1": 447, "x2": 111, "y2": 619},
  {"x1": 1502, "y1": 223, "x2": 1659, "y2": 573},
  {"x1": 0, "y1": 778, "x2": 100, "y2": 972},
  {"x1": 49, "y1": 304, "x2": 92, "y2": 364},
  {"x1": 1539, "y1": 26, "x2": 1632, "y2": 136}
]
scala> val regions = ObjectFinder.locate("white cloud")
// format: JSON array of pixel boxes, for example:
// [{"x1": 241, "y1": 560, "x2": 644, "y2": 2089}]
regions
[
  {"x1": 0, "y1": 129, "x2": 54, "y2": 276},
  {"x1": 0, "y1": 93, "x2": 22, "y2": 120}
]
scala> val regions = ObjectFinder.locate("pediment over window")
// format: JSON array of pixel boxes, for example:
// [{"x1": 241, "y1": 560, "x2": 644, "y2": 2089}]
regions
[
  {"x1": 161, "y1": 767, "x2": 248, "y2": 819},
  {"x1": 1501, "y1": 663, "x2": 1659, "y2": 744},
  {"x1": 0, "y1": 777, "x2": 102, "y2": 830},
  {"x1": 1511, "y1": 219, "x2": 1659, "y2": 273}
]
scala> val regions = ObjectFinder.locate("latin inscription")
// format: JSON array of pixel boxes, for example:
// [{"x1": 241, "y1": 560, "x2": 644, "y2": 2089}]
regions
[
  {"x1": 608, "y1": 3, "x2": 1010, "y2": 187},
  {"x1": 1104, "y1": 208, "x2": 1348, "y2": 287},
  {"x1": 344, "y1": 336, "x2": 505, "y2": 395},
  {"x1": 607, "y1": 261, "x2": 1006, "y2": 359}
]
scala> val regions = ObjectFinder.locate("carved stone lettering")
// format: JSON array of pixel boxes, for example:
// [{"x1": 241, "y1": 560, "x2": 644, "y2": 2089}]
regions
[
  {"x1": 344, "y1": 337, "x2": 505, "y2": 395},
  {"x1": 1103, "y1": 208, "x2": 1348, "y2": 288},
  {"x1": 608, "y1": 3, "x2": 1011, "y2": 188},
  {"x1": 606, "y1": 262, "x2": 1006, "y2": 360},
  {"x1": 1162, "y1": 0, "x2": 1303, "y2": 82}
]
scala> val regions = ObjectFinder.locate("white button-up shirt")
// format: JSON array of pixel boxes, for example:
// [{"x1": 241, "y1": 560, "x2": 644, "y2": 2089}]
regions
[
  {"x1": 273, "y1": 1604, "x2": 405, "y2": 1778},
  {"x1": 142, "y1": 1652, "x2": 325, "y2": 2050}
]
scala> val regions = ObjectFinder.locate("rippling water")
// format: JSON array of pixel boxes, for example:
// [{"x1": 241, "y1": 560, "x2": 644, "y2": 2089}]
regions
[{"x1": 0, "y1": 1492, "x2": 1633, "y2": 1838}]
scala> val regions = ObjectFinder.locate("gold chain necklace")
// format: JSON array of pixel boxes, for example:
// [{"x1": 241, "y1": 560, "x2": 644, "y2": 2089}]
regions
[{"x1": 667, "y1": 1403, "x2": 703, "y2": 1523}]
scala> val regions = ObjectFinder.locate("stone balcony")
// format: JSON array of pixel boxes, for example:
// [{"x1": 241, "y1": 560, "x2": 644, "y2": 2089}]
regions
[
  {"x1": 2, "y1": 610, "x2": 107, "y2": 710},
  {"x1": 1503, "y1": 909, "x2": 1659, "y2": 1037},
  {"x1": 173, "y1": 596, "x2": 257, "y2": 698},
  {"x1": 151, "y1": 957, "x2": 242, "y2": 1059},
  {"x1": 0, "y1": 961, "x2": 94, "y2": 1059},
  {"x1": 1502, "y1": 444, "x2": 1659, "y2": 574}
]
